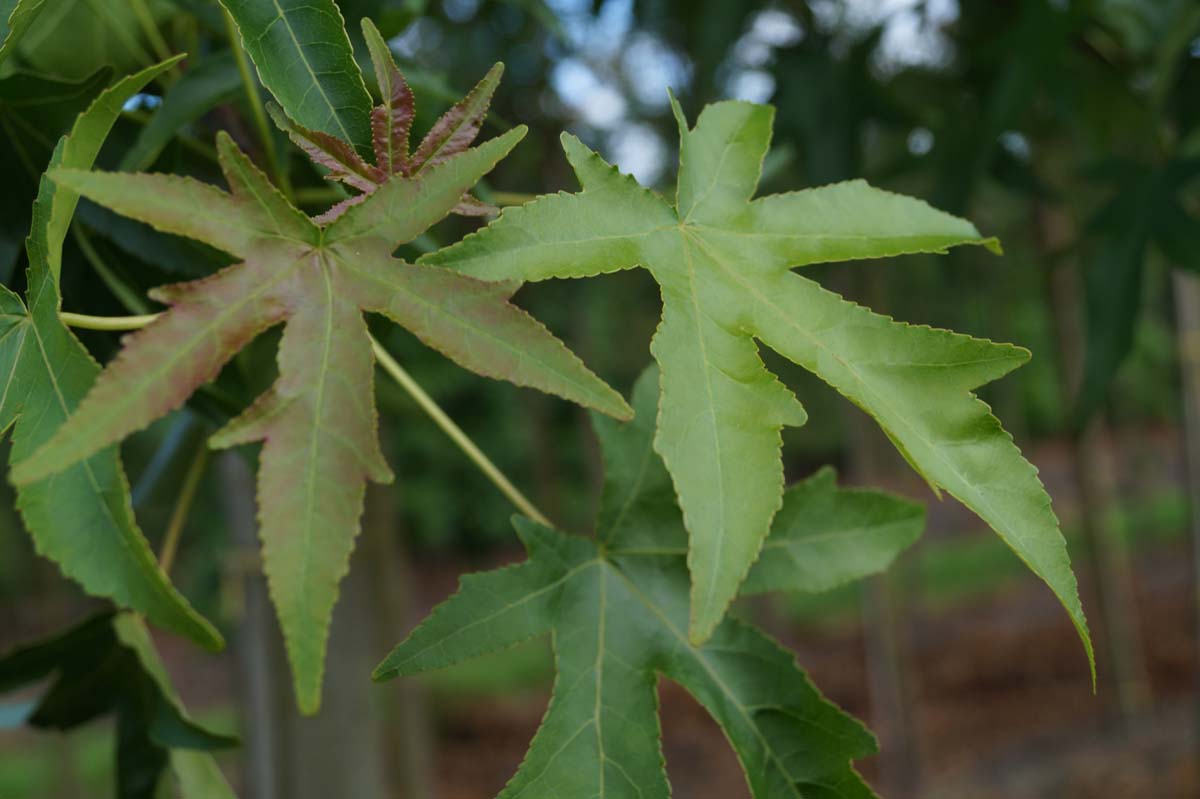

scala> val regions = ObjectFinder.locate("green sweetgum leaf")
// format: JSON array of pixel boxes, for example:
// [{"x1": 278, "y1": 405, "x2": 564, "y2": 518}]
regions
[
  {"x1": 220, "y1": 0, "x2": 374, "y2": 157},
  {"x1": 0, "y1": 612, "x2": 237, "y2": 799},
  {"x1": 376, "y1": 368, "x2": 924, "y2": 799},
  {"x1": 14, "y1": 98, "x2": 631, "y2": 712},
  {"x1": 0, "y1": 56, "x2": 222, "y2": 652},
  {"x1": 424, "y1": 97, "x2": 1092, "y2": 670},
  {"x1": 0, "y1": 0, "x2": 49, "y2": 67}
]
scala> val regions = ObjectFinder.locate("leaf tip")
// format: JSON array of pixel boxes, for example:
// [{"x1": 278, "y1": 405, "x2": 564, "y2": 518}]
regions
[
  {"x1": 360, "y1": 16, "x2": 383, "y2": 40},
  {"x1": 44, "y1": 167, "x2": 85, "y2": 190},
  {"x1": 265, "y1": 101, "x2": 291, "y2": 132},
  {"x1": 611, "y1": 400, "x2": 635, "y2": 422},
  {"x1": 159, "y1": 53, "x2": 187, "y2": 70},
  {"x1": 980, "y1": 236, "x2": 1003, "y2": 255}
]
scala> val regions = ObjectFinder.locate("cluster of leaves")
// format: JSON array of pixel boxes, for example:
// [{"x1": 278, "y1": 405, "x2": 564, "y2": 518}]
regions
[
  {"x1": 424, "y1": 97, "x2": 1092, "y2": 662},
  {"x1": 376, "y1": 368, "x2": 924, "y2": 798},
  {"x1": 0, "y1": 612, "x2": 235, "y2": 799},
  {"x1": 12, "y1": 25, "x2": 631, "y2": 713},
  {"x1": 0, "y1": 0, "x2": 1101, "y2": 794}
]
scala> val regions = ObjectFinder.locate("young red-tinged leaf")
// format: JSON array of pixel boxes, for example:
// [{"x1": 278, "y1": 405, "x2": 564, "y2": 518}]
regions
[
  {"x1": 268, "y1": 103, "x2": 383, "y2": 192},
  {"x1": 272, "y1": 54, "x2": 501, "y2": 221},
  {"x1": 375, "y1": 370, "x2": 896, "y2": 799},
  {"x1": 362, "y1": 18, "x2": 414, "y2": 176},
  {"x1": 14, "y1": 122, "x2": 630, "y2": 712},
  {"x1": 409, "y1": 63, "x2": 503, "y2": 173},
  {"x1": 422, "y1": 97, "x2": 1092, "y2": 677},
  {"x1": 219, "y1": 0, "x2": 374, "y2": 157},
  {"x1": 0, "y1": 56, "x2": 221, "y2": 652}
]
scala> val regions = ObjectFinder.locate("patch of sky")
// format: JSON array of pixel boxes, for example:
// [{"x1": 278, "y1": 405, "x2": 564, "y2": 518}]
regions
[{"x1": 122, "y1": 93, "x2": 162, "y2": 113}]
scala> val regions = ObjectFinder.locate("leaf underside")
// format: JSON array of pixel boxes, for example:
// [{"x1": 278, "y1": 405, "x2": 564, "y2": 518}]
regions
[
  {"x1": 423, "y1": 96, "x2": 1091, "y2": 672},
  {"x1": 377, "y1": 369, "x2": 927, "y2": 799},
  {"x1": 14, "y1": 105, "x2": 630, "y2": 712}
]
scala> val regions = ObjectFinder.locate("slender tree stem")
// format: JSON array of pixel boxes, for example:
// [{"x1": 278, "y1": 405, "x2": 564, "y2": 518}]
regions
[
  {"x1": 369, "y1": 335, "x2": 552, "y2": 527},
  {"x1": 491, "y1": 191, "x2": 539, "y2": 206},
  {"x1": 158, "y1": 446, "x2": 210, "y2": 574},
  {"x1": 59, "y1": 311, "x2": 161, "y2": 331},
  {"x1": 54, "y1": 311, "x2": 552, "y2": 526},
  {"x1": 129, "y1": 0, "x2": 177, "y2": 70},
  {"x1": 122, "y1": 109, "x2": 219, "y2": 161},
  {"x1": 222, "y1": 7, "x2": 288, "y2": 195},
  {"x1": 72, "y1": 226, "x2": 154, "y2": 315}
]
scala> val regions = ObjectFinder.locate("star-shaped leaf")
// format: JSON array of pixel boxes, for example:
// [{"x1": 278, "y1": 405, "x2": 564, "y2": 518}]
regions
[
  {"x1": 13, "y1": 97, "x2": 631, "y2": 712},
  {"x1": 376, "y1": 368, "x2": 925, "y2": 799},
  {"x1": 0, "y1": 612, "x2": 237, "y2": 799},
  {"x1": 270, "y1": 19, "x2": 504, "y2": 222},
  {"x1": 424, "y1": 97, "x2": 1092, "y2": 666},
  {"x1": 0, "y1": 56, "x2": 222, "y2": 651}
]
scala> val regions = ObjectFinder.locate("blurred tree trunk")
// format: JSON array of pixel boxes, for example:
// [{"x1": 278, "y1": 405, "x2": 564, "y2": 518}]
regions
[
  {"x1": 1170, "y1": 269, "x2": 1200, "y2": 764},
  {"x1": 1038, "y1": 207, "x2": 1151, "y2": 724},
  {"x1": 847, "y1": 268, "x2": 921, "y2": 799},
  {"x1": 221, "y1": 452, "x2": 432, "y2": 799},
  {"x1": 220, "y1": 452, "x2": 286, "y2": 799},
  {"x1": 359, "y1": 481, "x2": 434, "y2": 799}
]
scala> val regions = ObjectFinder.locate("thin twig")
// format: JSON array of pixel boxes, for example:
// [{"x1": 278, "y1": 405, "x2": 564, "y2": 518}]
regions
[
  {"x1": 369, "y1": 335, "x2": 552, "y2": 527},
  {"x1": 71, "y1": 226, "x2": 153, "y2": 314},
  {"x1": 158, "y1": 446, "x2": 210, "y2": 574},
  {"x1": 222, "y1": 7, "x2": 288, "y2": 196},
  {"x1": 54, "y1": 311, "x2": 552, "y2": 526},
  {"x1": 59, "y1": 311, "x2": 161, "y2": 331},
  {"x1": 129, "y1": 0, "x2": 179, "y2": 78}
]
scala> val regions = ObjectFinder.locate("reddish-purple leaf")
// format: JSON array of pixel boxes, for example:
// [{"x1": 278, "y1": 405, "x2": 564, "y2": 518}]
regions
[
  {"x1": 268, "y1": 104, "x2": 383, "y2": 192},
  {"x1": 313, "y1": 193, "x2": 370, "y2": 225},
  {"x1": 271, "y1": 57, "x2": 504, "y2": 221},
  {"x1": 363, "y1": 18, "x2": 414, "y2": 176},
  {"x1": 409, "y1": 63, "x2": 503, "y2": 173}
]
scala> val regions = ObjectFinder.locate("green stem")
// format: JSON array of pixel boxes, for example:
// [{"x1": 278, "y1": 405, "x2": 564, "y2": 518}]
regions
[
  {"x1": 222, "y1": 7, "x2": 288, "y2": 196},
  {"x1": 492, "y1": 191, "x2": 539, "y2": 206},
  {"x1": 129, "y1": 0, "x2": 178, "y2": 74},
  {"x1": 370, "y1": 335, "x2": 552, "y2": 527},
  {"x1": 158, "y1": 446, "x2": 210, "y2": 574},
  {"x1": 293, "y1": 185, "x2": 347, "y2": 206},
  {"x1": 72, "y1": 226, "x2": 153, "y2": 315},
  {"x1": 59, "y1": 311, "x2": 161, "y2": 331},
  {"x1": 54, "y1": 311, "x2": 552, "y2": 527},
  {"x1": 122, "y1": 109, "x2": 218, "y2": 162}
]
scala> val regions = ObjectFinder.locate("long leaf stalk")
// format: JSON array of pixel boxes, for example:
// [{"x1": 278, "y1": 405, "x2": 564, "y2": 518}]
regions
[
  {"x1": 369, "y1": 335, "x2": 552, "y2": 527},
  {"x1": 158, "y1": 445, "x2": 210, "y2": 574},
  {"x1": 59, "y1": 311, "x2": 160, "y2": 331},
  {"x1": 128, "y1": 0, "x2": 178, "y2": 74},
  {"x1": 222, "y1": 7, "x2": 287, "y2": 195},
  {"x1": 57, "y1": 311, "x2": 551, "y2": 527}
]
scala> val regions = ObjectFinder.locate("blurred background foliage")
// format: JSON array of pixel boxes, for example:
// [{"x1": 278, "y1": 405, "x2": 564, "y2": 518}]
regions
[{"x1": 1, "y1": 0, "x2": 1198, "y2": 797}]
